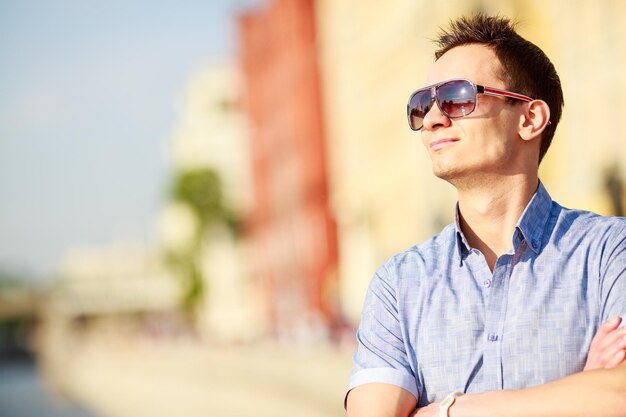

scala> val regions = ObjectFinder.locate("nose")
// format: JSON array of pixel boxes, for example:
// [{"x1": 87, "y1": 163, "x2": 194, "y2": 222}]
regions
[{"x1": 422, "y1": 97, "x2": 451, "y2": 131}]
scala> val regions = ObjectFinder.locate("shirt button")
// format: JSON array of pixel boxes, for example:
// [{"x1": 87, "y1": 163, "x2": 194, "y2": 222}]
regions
[
  {"x1": 483, "y1": 279, "x2": 492, "y2": 288},
  {"x1": 487, "y1": 333, "x2": 498, "y2": 342}
]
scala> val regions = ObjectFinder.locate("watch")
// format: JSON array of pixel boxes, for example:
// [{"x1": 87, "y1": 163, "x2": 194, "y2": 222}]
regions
[{"x1": 439, "y1": 391, "x2": 464, "y2": 417}]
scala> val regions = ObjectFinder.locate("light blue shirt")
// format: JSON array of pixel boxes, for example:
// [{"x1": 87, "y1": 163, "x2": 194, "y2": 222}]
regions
[{"x1": 348, "y1": 182, "x2": 626, "y2": 406}]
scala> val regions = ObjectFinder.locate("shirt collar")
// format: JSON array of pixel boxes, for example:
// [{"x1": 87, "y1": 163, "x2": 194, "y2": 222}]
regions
[
  {"x1": 514, "y1": 180, "x2": 552, "y2": 254},
  {"x1": 454, "y1": 203, "x2": 471, "y2": 262},
  {"x1": 453, "y1": 180, "x2": 553, "y2": 262}
]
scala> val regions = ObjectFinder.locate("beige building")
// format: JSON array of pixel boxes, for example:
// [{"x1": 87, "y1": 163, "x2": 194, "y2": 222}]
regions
[
  {"x1": 315, "y1": 0, "x2": 626, "y2": 322},
  {"x1": 168, "y1": 62, "x2": 253, "y2": 212},
  {"x1": 54, "y1": 243, "x2": 179, "y2": 316},
  {"x1": 159, "y1": 62, "x2": 263, "y2": 342}
]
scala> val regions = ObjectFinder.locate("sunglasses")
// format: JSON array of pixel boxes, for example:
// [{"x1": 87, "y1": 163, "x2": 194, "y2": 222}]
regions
[{"x1": 406, "y1": 78, "x2": 534, "y2": 131}]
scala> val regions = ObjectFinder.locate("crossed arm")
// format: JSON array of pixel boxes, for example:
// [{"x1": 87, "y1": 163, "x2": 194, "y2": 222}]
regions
[{"x1": 346, "y1": 317, "x2": 626, "y2": 417}]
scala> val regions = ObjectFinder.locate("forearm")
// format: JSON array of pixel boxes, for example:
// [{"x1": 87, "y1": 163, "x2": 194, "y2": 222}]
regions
[
  {"x1": 452, "y1": 363, "x2": 626, "y2": 417},
  {"x1": 347, "y1": 383, "x2": 417, "y2": 417}
]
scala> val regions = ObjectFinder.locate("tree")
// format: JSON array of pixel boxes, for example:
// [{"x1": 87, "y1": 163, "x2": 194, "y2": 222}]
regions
[{"x1": 165, "y1": 168, "x2": 238, "y2": 320}]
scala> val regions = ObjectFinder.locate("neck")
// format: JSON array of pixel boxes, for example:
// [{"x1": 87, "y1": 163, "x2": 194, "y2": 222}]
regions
[{"x1": 456, "y1": 174, "x2": 538, "y2": 271}]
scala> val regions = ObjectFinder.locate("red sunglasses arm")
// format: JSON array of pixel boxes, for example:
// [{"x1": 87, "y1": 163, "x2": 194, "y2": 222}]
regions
[{"x1": 479, "y1": 85, "x2": 533, "y2": 102}]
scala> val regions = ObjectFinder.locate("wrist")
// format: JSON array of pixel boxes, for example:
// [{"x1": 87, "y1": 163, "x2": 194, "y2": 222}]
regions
[
  {"x1": 439, "y1": 391, "x2": 463, "y2": 417},
  {"x1": 447, "y1": 393, "x2": 468, "y2": 417},
  {"x1": 448, "y1": 390, "x2": 510, "y2": 417}
]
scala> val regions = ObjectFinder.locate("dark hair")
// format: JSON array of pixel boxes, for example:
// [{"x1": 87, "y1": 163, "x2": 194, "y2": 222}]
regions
[{"x1": 434, "y1": 14, "x2": 563, "y2": 164}]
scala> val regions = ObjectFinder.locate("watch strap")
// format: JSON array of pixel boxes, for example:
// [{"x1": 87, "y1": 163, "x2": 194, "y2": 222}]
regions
[{"x1": 439, "y1": 391, "x2": 464, "y2": 417}]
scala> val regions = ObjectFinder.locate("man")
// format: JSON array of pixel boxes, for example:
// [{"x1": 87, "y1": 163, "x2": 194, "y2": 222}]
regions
[{"x1": 346, "y1": 14, "x2": 626, "y2": 417}]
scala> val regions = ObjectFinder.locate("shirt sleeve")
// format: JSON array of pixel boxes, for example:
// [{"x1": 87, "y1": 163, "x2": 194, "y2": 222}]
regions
[
  {"x1": 599, "y1": 221, "x2": 626, "y2": 325},
  {"x1": 346, "y1": 262, "x2": 419, "y2": 403}
]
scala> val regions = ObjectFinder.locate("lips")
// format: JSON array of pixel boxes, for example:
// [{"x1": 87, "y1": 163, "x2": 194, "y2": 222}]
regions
[{"x1": 429, "y1": 138, "x2": 459, "y2": 151}]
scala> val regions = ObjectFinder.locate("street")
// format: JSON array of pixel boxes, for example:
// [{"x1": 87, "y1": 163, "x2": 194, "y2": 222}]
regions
[{"x1": 61, "y1": 338, "x2": 353, "y2": 417}]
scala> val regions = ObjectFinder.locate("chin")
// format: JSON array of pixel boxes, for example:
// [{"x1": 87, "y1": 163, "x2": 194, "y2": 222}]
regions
[
  {"x1": 431, "y1": 163, "x2": 461, "y2": 181},
  {"x1": 431, "y1": 163, "x2": 479, "y2": 188}
]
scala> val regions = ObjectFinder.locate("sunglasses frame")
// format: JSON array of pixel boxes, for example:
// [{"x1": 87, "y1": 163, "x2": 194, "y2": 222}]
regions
[{"x1": 407, "y1": 78, "x2": 534, "y2": 131}]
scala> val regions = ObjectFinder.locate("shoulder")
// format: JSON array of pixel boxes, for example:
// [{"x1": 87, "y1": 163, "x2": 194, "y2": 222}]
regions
[
  {"x1": 553, "y1": 204, "x2": 626, "y2": 244},
  {"x1": 375, "y1": 224, "x2": 457, "y2": 285},
  {"x1": 549, "y1": 205, "x2": 626, "y2": 272}
]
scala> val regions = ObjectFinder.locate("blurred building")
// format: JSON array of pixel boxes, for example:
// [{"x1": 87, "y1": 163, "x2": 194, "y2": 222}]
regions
[
  {"x1": 168, "y1": 63, "x2": 253, "y2": 213},
  {"x1": 159, "y1": 62, "x2": 262, "y2": 342},
  {"x1": 53, "y1": 243, "x2": 178, "y2": 317},
  {"x1": 238, "y1": 0, "x2": 342, "y2": 342},
  {"x1": 538, "y1": 1, "x2": 626, "y2": 213}
]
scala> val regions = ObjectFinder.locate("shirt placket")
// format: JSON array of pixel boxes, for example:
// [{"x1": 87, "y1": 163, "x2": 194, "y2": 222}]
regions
[{"x1": 482, "y1": 253, "x2": 513, "y2": 391}]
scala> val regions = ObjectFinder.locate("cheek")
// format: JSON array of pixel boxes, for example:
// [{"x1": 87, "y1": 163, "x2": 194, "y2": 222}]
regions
[
  {"x1": 419, "y1": 132, "x2": 431, "y2": 152},
  {"x1": 475, "y1": 120, "x2": 511, "y2": 149}
]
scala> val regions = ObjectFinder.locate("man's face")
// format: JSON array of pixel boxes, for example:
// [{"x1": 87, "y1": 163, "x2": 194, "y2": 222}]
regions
[{"x1": 420, "y1": 44, "x2": 526, "y2": 185}]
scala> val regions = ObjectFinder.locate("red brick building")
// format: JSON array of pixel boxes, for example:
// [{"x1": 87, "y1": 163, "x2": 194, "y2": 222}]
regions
[{"x1": 238, "y1": 0, "x2": 340, "y2": 340}]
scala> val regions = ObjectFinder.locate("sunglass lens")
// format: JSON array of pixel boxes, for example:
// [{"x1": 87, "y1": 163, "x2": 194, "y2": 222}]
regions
[
  {"x1": 437, "y1": 80, "x2": 476, "y2": 118},
  {"x1": 408, "y1": 90, "x2": 432, "y2": 130}
]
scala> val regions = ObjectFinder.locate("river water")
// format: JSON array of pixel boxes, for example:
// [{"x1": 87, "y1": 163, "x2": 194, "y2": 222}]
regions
[{"x1": 0, "y1": 359, "x2": 97, "y2": 417}]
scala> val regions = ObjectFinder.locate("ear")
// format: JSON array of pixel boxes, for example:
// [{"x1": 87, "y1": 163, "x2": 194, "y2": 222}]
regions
[{"x1": 518, "y1": 99, "x2": 551, "y2": 142}]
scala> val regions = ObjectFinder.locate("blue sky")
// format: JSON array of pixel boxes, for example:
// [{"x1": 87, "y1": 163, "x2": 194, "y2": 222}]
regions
[{"x1": 0, "y1": 0, "x2": 259, "y2": 280}]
